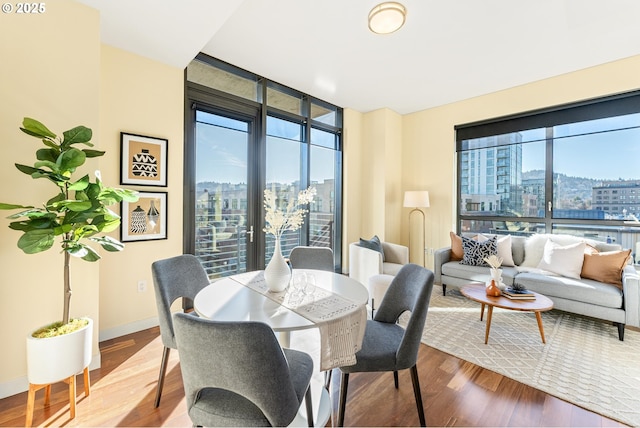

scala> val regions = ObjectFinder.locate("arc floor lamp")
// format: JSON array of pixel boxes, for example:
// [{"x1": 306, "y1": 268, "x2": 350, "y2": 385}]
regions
[{"x1": 403, "y1": 190, "x2": 430, "y2": 266}]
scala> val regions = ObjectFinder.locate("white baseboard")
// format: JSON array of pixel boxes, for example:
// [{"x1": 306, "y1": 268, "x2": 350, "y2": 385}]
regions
[
  {"x1": 99, "y1": 316, "x2": 158, "y2": 342},
  {"x1": 0, "y1": 354, "x2": 102, "y2": 400},
  {"x1": 0, "y1": 317, "x2": 158, "y2": 400}
]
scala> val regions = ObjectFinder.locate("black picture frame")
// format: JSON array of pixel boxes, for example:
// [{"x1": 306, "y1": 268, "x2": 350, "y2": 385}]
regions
[
  {"x1": 121, "y1": 192, "x2": 168, "y2": 242},
  {"x1": 120, "y1": 132, "x2": 168, "y2": 187}
]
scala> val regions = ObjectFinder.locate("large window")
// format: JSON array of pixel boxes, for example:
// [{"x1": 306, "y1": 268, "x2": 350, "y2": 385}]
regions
[
  {"x1": 456, "y1": 91, "x2": 640, "y2": 262},
  {"x1": 185, "y1": 55, "x2": 343, "y2": 278}
]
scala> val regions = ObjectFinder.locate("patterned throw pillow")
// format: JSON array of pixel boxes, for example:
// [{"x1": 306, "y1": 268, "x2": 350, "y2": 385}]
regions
[{"x1": 460, "y1": 235, "x2": 497, "y2": 266}]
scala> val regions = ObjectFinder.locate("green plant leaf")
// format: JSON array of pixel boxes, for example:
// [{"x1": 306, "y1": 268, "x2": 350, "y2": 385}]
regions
[
  {"x1": 57, "y1": 200, "x2": 92, "y2": 212},
  {"x1": 46, "y1": 193, "x2": 66, "y2": 206},
  {"x1": 15, "y1": 163, "x2": 41, "y2": 176},
  {"x1": 41, "y1": 139, "x2": 59, "y2": 150},
  {"x1": 17, "y1": 229, "x2": 55, "y2": 254},
  {"x1": 8, "y1": 216, "x2": 57, "y2": 231},
  {"x1": 36, "y1": 148, "x2": 58, "y2": 163},
  {"x1": 81, "y1": 248, "x2": 101, "y2": 261},
  {"x1": 21, "y1": 118, "x2": 57, "y2": 139},
  {"x1": 68, "y1": 175, "x2": 90, "y2": 191},
  {"x1": 92, "y1": 213, "x2": 121, "y2": 233},
  {"x1": 68, "y1": 243, "x2": 100, "y2": 261},
  {"x1": 83, "y1": 149, "x2": 105, "y2": 158},
  {"x1": 58, "y1": 147, "x2": 86, "y2": 171},
  {"x1": 91, "y1": 235, "x2": 124, "y2": 252},
  {"x1": 6, "y1": 208, "x2": 47, "y2": 219},
  {"x1": 0, "y1": 203, "x2": 31, "y2": 210},
  {"x1": 34, "y1": 160, "x2": 58, "y2": 171},
  {"x1": 62, "y1": 126, "x2": 92, "y2": 146}
]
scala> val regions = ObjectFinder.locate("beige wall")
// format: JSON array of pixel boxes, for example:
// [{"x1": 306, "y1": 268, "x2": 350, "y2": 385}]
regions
[
  {"x1": 0, "y1": 1, "x2": 184, "y2": 397},
  {"x1": 342, "y1": 108, "x2": 404, "y2": 269},
  {"x1": 0, "y1": 0, "x2": 101, "y2": 394},
  {"x1": 402, "y1": 55, "x2": 640, "y2": 269},
  {"x1": 98, "y1": 46, "x2": 184, "y2": 338}
]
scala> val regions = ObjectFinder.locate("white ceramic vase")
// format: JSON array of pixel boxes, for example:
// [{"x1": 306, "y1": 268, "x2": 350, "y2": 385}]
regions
[
  {"x1": 264, "y1": 237, "x2": 291, "y2": 292},
  {"x1": 26, "y1": 317, "x2": 93, "y2": 385},
  {"x1": 490, "y1": 268, "x2": 504, "y2": 289}
]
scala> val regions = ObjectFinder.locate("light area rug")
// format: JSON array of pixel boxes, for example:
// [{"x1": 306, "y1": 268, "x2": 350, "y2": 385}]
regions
[{"x1": 421, "y1": 290, "x2": 640, "y2": 427}]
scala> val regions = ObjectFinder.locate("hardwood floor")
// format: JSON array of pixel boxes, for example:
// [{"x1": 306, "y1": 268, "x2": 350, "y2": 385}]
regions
[{"x1": 0, "y1": 326, "x2": 627, "y2": 427}]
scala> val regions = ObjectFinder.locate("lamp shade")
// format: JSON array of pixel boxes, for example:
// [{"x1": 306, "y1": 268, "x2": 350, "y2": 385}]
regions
[
  {"x1": 368, "y1": 2, "x2": 406, "y2": 34},
  {"x1": 403, "y1": 191, "x2": 430, "y2": 208}
]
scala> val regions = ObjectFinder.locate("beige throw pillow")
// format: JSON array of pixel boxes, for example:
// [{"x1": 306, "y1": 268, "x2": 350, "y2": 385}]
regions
[
  {"x1": 581, "y1": 249, "x2": 631, "y2": 288},
  {"x1": 450, "y1": 232, "x2": 464, "y2": 261}
]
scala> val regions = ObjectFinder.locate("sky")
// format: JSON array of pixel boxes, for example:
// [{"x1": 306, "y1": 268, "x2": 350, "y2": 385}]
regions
[{"x1": 521, "y1": 116, "x2": 640, "y2": 180}]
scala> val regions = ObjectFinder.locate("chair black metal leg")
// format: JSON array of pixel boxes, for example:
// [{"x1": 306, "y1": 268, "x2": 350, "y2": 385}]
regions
[
  {"x1": 337, "y1": 372, "x2": 349, "y2": 427},
  {"x1": 410, "y1": 365, "x2": 426, "y2": 427},
  {"x1": 304, "y1": 385, "x2": 314, "y2": 427},
  {"x1": 324, "y1": 369, "x2": 333, "y2": 389},
  {"x1": 442, "y1": 284, "x2": 447, "y2": 296},
  {"x1": 371, "y1": 298, "x2": 375, "y2": 319},
  {"x1": 154, "y1": 346, "x2": 171, "y2": 408},
  {"x1": 393, "y1": 370, "x2": 399, "y2": 389}
]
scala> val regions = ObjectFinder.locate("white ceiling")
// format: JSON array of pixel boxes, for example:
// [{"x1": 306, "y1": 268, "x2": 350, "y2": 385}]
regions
[{"x1": 77, "y1": 0, "x2": 640, "y2": 115}]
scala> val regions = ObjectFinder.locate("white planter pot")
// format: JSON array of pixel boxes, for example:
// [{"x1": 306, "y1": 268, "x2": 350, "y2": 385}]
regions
[{"x1": 26, "y1": 317, "x2": 93, "y2": 385}]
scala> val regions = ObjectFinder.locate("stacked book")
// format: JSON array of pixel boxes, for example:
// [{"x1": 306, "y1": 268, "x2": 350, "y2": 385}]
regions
[{"x1": 502, "y1": 287, "x2": 536, "y2": 300}]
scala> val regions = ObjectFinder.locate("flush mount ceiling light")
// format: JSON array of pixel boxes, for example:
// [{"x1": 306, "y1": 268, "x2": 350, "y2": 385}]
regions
[{"x1": 368, "y1": 2, "x2": 407, "y2": 34}]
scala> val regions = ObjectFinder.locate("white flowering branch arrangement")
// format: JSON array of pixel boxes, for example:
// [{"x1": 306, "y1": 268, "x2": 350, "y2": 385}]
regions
[
  {"x1": 263, "y1": 187, "x2": 316, "y2": 239},
  {"x1": 483, "y1": 254, "x2": 503, "y2": 269}
]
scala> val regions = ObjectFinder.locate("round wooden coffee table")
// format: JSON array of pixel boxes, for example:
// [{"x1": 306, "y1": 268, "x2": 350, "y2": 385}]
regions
[{"x1": 460, "y1": 284, "x2": 554, "y2": 344}]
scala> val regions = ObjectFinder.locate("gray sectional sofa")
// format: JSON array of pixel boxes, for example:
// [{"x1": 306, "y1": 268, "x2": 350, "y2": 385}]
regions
[{"x1": 434, "y1": 234, "x2": 640, "y2": 341}]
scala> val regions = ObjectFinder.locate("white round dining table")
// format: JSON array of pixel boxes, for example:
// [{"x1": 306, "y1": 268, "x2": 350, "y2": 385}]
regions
[{"x1": 194, "y1": 268, "x2": 368, "y2": 346}]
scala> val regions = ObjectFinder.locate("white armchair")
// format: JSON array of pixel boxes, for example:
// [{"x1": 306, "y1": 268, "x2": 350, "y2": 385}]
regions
[{"x1": 348, "y1": 241, "x2": 409, "y2": 286}]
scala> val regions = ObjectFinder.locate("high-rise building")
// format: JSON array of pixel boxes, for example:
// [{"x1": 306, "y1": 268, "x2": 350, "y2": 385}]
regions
[{"x1": 460, "y1": 134, "x2": 523, "y2": 214}]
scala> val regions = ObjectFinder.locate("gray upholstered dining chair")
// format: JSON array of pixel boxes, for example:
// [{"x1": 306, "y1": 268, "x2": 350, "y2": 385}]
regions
[
  {"x1": 151, "y1": 254, "x2": 210, "y2": 408},
  {"x1": 289, "y1": 245, "x2": 335, "y2": 388},
  {"x1": 289, "y1": 246, "x2": 334, "y2": 271},
  {"x1": 173, "y1": 313, "x2": 315, "y2": 427},
  {"x1": 337, "y1": 263, "x2": 435, "y2": 427}
]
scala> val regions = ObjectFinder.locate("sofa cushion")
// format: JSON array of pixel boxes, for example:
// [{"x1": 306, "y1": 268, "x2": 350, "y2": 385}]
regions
[
  {"x1": 382, "y1": 262, "x2": 404, "y2": 277},
  {"x1": 441, "y1": 261, "x2": 518, "y2": 286},
  {"x1": 461, "y1": 236, "x2": 497, "y2": 266},
  {"x1": 514, "y1": 271, "x2": 623, "y2": 309},
  {"x1": 536, "y1": 240, "x2": 586, "y2": 279},
  {"x1": 359, "y1": 235, "x2": 384, "y2": 260},
  {"x1": 581, "y1": 249, "x2": 631, "y2": 288}
]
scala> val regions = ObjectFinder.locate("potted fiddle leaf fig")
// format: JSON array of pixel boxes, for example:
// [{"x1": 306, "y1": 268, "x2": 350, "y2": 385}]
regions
[{"x1": 0, "y1": 117, "x2": 138, "y2": 393}]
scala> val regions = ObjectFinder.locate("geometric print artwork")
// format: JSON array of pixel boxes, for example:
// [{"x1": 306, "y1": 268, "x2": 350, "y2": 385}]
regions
[
  {"x1": 131, "y1": 149, "x2": 158, "y2": 177},
  {"x1": 129, "y1": 205, "x2": 147, "y2": 233},
  {"x1": 413, "y1": 289, "x2": 640, "y2": 427},
  {"x1": 460, "y1": 235, "x2": 497, "y2": 266},
  {"x1": 121, "y1": 132, "x2": 167, "y2": 187}
]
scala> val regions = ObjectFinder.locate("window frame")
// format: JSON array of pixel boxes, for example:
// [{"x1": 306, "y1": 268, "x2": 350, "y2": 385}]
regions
[{"x1": 454, "y1": 89, "x2": 640, "y2": 241}]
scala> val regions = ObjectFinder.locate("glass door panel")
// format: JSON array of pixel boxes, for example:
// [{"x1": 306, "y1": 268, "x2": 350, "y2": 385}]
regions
[
  {"x1": 195, "y1": 110, "x2": 251, "y2": 278},
  {"x1": 265, "y1": 116, "x2": 303, "y2": 262},
  {"x1": 310, "y1": 128, "x2": 337, "y2": 249}
]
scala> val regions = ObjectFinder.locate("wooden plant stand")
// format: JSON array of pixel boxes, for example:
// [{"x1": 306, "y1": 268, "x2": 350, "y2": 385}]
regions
[{"x1": 25, "y1": 367, "x2": 90, "y2": 427}]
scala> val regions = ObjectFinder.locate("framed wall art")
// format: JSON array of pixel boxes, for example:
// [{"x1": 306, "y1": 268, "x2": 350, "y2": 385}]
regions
[
  {"x1": 121, "y1": 192, "x2": 168, "y2": 242},
  {"x1": 120, "y1": 132, "x2": 168, "y2": 187}
]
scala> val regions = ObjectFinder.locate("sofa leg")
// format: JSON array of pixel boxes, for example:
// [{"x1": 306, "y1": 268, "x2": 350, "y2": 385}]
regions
[
  {"x1": 442, "y1": 284, "x2": 447, "y2": 296},
  {"x1": 616, "y1": 323, "x2": 625, "y2": 341}
]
